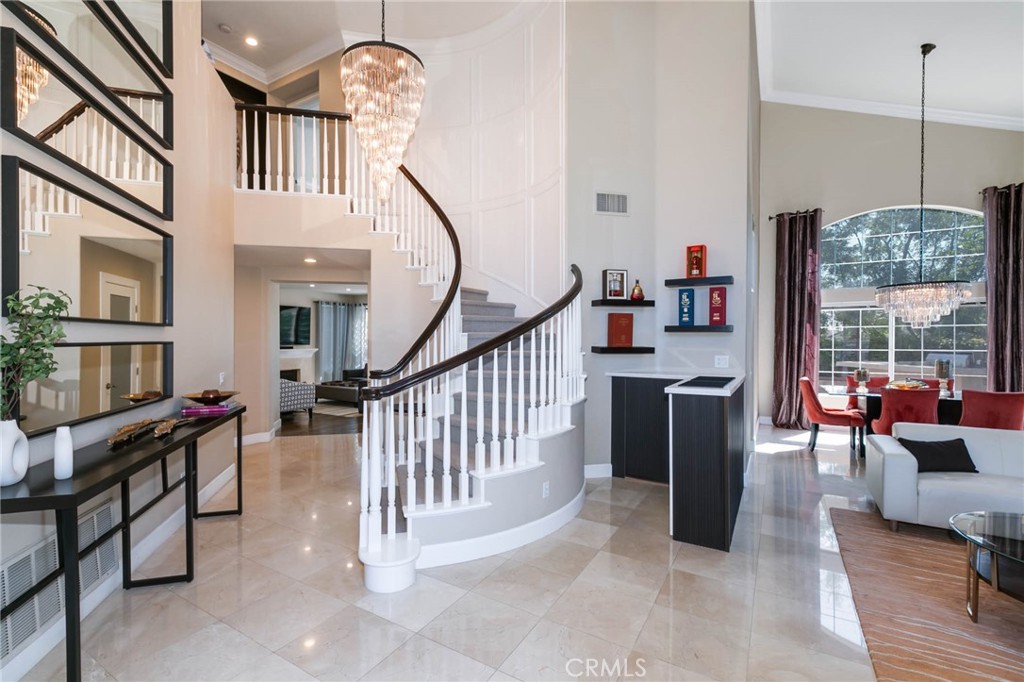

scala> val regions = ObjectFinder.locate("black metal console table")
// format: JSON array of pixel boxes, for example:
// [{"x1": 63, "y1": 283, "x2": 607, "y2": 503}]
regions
[{"x1": 0, "y1": 405, "x2": 245, "y2": 682}]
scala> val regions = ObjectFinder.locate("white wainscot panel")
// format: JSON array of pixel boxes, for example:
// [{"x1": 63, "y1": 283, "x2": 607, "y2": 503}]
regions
[
  {"x1": 479, "y1": 202, "x2": 527, "y2": 292},
  {"x1": 409, "y1": 126, "x2": 473, "y2": 207},
  {"x1": 478, "y1": 109, "x2": 526, "y2": 202},
  {"x1": 478, "y1": 29, "x2": 526, "y2": 120},
  {"x1": 420, "y1": 55, "x2": 473, "y2": 129},
  {"x1": 530, "y1": 0, "x2": 563, "y2": 97},
  {"x1": 450, "y1": 211, "x2": 473, "y2": 269},
  {"x1": 530, "y1": 181, "x2": 562, "y2": 304},
  {"x1": 531, "y1": 81, "x2": 562, "y2": 184}
]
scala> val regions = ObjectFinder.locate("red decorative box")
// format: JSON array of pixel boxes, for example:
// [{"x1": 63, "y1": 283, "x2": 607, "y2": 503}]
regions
[
  {"x1": 686, "y1": 244, "x2": 707, "y2": 278},
  {"x1": 608, "y1": 313, "x2": 634, "y2": 347},
  {"x1": 709, "y1": 286, "x2": 727, "y2": 326}
]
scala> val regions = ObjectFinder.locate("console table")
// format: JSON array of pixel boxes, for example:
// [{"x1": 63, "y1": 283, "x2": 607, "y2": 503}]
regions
[{"x1": 0, "y1": 405, "x2": 245, "y2": 682}]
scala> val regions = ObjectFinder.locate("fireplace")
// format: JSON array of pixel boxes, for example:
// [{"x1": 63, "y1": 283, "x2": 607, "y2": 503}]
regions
[{"x1": 280, "y1": 369, "x2": 300, "y2": 382}]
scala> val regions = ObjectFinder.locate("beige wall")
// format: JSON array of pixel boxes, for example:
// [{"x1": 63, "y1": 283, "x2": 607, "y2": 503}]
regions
[{"x1": 756, "y1": 103, "x2": 1024, "y2": 416}]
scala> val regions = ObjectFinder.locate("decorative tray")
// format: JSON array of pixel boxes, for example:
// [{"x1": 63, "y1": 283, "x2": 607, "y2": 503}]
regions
[{"x1": 182, "y1": 390, "x2": 239, "y2": 405}]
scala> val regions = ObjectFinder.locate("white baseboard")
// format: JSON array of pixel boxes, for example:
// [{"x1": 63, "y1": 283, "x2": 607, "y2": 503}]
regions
[
  {"x1": 415, "y1": 484, "x2": 586, "y2": 569},
  {"x1": 5, "y1": 465, "x2": 238, "y2": 680},
  {"x1": 584, "y1": 463, "x2": 612, "y2": 478}
]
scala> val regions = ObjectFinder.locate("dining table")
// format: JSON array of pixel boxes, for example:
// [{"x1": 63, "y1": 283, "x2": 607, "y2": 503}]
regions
[{"x1": 825, "y1": 386, "x2": 963, "y2": 434}]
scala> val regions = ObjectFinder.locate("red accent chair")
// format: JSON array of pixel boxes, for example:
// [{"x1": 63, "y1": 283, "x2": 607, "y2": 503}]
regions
[
  {"x1": 871, "y1": 388, "x2": 939, "y2": 436},
  {"x1": 959, "y1": 390, "x2": 1024, "y2": 430},
  {"x1": 799, "y1": 377, "x2": 865, "y2": 453},
  {"x1": 844, "y1": 375, "x2": 890, "y2": 410}
]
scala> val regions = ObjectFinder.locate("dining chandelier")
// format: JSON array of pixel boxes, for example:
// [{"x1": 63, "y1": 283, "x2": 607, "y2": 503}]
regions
[
  {"x1": 874, "y1": 43, "x2": 970, "y2": 329},
  {"x1": 15, "y1": 8, "x2": 57, "y2": 124},
  {"x1": 339, "y1": 0, "x2": 425, "y2": 203}
]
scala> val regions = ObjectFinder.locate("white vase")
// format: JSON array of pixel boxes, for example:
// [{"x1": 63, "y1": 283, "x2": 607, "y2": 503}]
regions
[
  {"x1": 1, "y1": 419, "x2": 29, "y2": 486},
  {"x1": 54, "y1": 426, "x2": 74, "y2": 480}
]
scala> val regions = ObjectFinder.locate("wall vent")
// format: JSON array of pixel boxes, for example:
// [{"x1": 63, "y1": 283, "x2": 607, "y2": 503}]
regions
[
  {"x1": 595, "y1": 192, "x2": 629, "y2": 216},
  {"x1": 1, "y1": 500, "x2": 117, "y2": 661}
]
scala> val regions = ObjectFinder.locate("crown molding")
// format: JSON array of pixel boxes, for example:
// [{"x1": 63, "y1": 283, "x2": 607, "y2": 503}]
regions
[
  {"x1": 264, "y1": 32, "x2": 347, "y2": 84},
  {"x1": 764, "y1": 89, "x2": 1024, "y2": 132},
  {"x1": 205, "y1": 40, "x2": 268, "y2": 84}
]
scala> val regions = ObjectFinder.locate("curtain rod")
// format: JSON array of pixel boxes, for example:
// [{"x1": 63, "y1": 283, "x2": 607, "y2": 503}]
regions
[{"x1": 768, "y1": 210, "x2": 823, "y2": 221}]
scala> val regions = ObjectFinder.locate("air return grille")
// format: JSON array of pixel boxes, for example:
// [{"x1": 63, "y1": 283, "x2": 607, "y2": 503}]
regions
[
  {"x1": 1, "y1": 501, "x2": 117, "y2": 661},
  {"x1": 595, "y1": 192, "x2": 629, "y2": 216}
]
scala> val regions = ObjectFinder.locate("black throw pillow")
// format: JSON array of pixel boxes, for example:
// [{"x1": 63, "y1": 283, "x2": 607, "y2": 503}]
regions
[{"x1": 897, "y1": 437, "x2": 978, "y2": 473}]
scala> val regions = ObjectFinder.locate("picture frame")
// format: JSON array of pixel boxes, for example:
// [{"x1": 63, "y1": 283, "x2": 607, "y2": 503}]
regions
[{"x1": 603, "y1": 269, "x2": 628, "y2": 300}]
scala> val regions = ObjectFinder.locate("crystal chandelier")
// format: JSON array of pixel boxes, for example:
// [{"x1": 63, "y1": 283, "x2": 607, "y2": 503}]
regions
[
  {"x1": 339, "y1": 0, "x2": 425, "y2": 203},
  {"x1": 875, "y1": 43, "x2": 970, "y2": 329},
  {"x1": 15, "y1": 8, "x2": 57, "y2": 124}
]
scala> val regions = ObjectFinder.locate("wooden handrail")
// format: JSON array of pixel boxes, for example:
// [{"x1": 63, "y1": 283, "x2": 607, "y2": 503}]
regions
[
  {"x1": 369, "y1": 164, "x2": 463, "y2": 380},
  {"x1": 234, "y1": 103, "x2": 352, "y2": 122},
  {"x1": 35, "y1": 87, "x2": 162, "y2": 143},
  {"x1": 362, "y1": 264, "x2": 583, "y2": 401}
]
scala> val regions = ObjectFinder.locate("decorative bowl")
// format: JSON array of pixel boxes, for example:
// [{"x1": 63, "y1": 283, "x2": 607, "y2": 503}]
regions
[
  {"x1": 120, "y1": 391, "x2": 163, "y2": 403},
  {"x1": 182, "y1": 390, "x2": 239, "y2": 405},
  {"x1": 887, "y1": 380, "x2": 927, "y2": 391}
]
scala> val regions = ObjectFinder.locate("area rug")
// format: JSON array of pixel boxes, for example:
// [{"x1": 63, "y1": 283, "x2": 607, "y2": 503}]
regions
[
  {"x1": 829, "y1": 509, "x2": 1024, "y2": 681},
  {"x1": 312, "y1": 402, "x2": 361, "y2": 418}
]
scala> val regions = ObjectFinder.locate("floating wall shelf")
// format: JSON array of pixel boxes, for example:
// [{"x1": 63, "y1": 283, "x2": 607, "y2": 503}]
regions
[
  {"x1": 591, "y1": 299, "x2": 656, "y2": 307},
  {"x1": 591, "y1": 346, "x2": 656, "y2": 354},
  {"x1": 664, "y1": 275, "x2": 734, "y2": 288},
  {"x1": 664, "y1": 325, "x2": 734, "y2": 333}
]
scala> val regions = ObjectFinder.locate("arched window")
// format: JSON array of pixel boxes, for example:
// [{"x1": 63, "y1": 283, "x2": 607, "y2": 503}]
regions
[{"x1": 818, "y1": 207, "x2": 987, "y2": 391}]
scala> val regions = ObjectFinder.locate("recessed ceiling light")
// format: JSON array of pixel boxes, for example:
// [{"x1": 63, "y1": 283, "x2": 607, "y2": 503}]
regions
[
  {"x1": 218, "y1": 23, "x2": 232, "y2": 34},
  {"x1": 304, "y1": 257, "x2": 317, "y2": 264},
  {"x1": 309, "y1": 283, "x2": 315, "y2": 288},
  {"x1": 346, "y1": 288, "x2": 352, "y2": 292},
  {"x1": 245, "y1": 36, "x2": 258, "y2": 47}
]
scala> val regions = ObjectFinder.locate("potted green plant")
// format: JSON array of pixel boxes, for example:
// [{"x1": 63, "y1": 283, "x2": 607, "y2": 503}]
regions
[{"x1": 1, "y1": 286, "x2": 71, "y2": 486}]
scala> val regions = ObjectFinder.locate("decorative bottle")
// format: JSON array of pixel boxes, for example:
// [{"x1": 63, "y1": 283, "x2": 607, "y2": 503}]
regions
[
  {"x1": 53, "y1": 426, "x2": 74, "y2": 480},
  {"x1": 630, "y1": 280, "x2": 645, "y2": 301}
]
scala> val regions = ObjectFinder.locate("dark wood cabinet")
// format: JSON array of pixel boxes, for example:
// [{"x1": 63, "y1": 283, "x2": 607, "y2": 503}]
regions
[{"x1": 610, "y1": 377, "x2": 676, "y2": 483}]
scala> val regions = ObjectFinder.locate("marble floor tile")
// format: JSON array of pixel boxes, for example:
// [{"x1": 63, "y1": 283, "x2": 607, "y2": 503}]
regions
[
  {"x1": 421, "y1": 555, "x2": 508, "y2": 589},
  {"x1": 20, "y1": 648, "x2": 115, "y2": 682},
  {"x1": 511, "y1": 536, "x2": 598, "y2": 578},
  {"x1": 576, "y1": 550, "x2": 669, "y2": 602},
  {"x1": 602, "y1": 526, "x2": 680, "y2": 566},
  {"x1": 576, "y1": 498, "x2": 634, "y2": 526},
  {"x1": 671, "y1": 543, "x2": 758, "y2": 587},
  {"x1": 545, "y1": 579, "x2": 655, "y2": 648},
  {"x1": 242, "y1": 530, "x2": 352, "y2": 581},
  {"x1": 169, "y1": 555, "x2": 294, "y2": 619},
  {"x1": 551, "y1": 517, "x2": 620, "y2": 549},
  {"x1": 472, "y1": 560, "x2": 574, "y2": 617},
  {"x1": 655, "y1": 568, "x2": 755, "y2": 630},
  {"x1": 110, "y1": 621, "x2": 271, "y2": 681},
  {"x1": 227, "y1": 652, "x2": 318, "y2": 681},
  {"x1": 750, "y1": 589, "x2": 868, "y2": 663},
  {"x1": 633, "y1": 605, "x2": 750, "y2": 681},
  {"x1": 361, "y1": 635, "x2": 495, "y2": 682},
  {"x1": 356, "y1": 574, "x2": 466, "y2": 631},
  {"x1": 421, "y1": 592, "x2": 539, "y2": 667},
  {"x1": 275, "y1": 605, "x2": 413, "y2": 680},
  {"x1": 622, "y1": 651, "x2": 715, "y2": 682},
  {"x1": 221, "y1": 582, "x2": 347, "y2": 651},
  {"x1": 585, "y1": 485, "x2": 649, "y2": 509},
  {"x1": 500, "y1": 619, "x2": 630, "y2": 682},
  {"x1": 747, "y1": 631, "x2": 875, "y2": 681}
]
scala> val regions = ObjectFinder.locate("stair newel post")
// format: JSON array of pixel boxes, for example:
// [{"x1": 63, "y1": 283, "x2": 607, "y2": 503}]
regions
[
  {"x1": 424, "y1": 366, "x2": 435, "y2": 510},
  {"x1": 517, "y1": 334, "x2": 526, "y2": 463},
  {"x1": 386, "y1": 395, "x2": 396, "y2": 537},
  {"x1": 406, "y1": 385, "x2": 416, "y2": 510},
  {"x1": 442, "y1": 372, "x2": 452, "y2": 507},
  {"x1": 459, "y1": 363, "x2": 469, "y2": 504},
  {"x1": 276, "y1": 113, "x2": 283, "y2": 192},
  {"x1": 367, "y1": 399, "x2": 383, "y2": 551},
  {"x1": 503, "y1": 341, "x2": 514, "y2": 467},
  {"x1": 490, "y1": 349, "x2": 501, "y2": 471},
  {"x1": 475, "y1": 356, "x2": 485, "y2": 473}
]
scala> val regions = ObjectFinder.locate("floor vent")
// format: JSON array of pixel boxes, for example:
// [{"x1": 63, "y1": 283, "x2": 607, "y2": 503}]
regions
[
  {"x1": 595, "y1": 192, "x2": 629, "y2": 216},
  {"x1": 0, "y1": 500, "x2": 118, "y2": 661}
]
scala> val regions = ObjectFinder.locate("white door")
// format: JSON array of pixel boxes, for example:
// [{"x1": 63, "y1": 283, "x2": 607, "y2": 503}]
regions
[{"x1": 99, "y1": 274, "x2": 141, "y2": 411}]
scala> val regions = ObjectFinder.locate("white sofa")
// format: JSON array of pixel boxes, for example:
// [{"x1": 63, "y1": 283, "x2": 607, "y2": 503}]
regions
[{"x1": 865, "y1": 422, "x2": 1024, "y2": 530}]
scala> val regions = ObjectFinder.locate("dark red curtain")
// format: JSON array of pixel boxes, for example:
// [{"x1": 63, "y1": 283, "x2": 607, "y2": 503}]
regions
[
  {"x1": 983, "y1": 183, "x2": 1024, "y2": 392},
  {"x1": 772, "y1": 209, "x2": 822, "y2": 429}
]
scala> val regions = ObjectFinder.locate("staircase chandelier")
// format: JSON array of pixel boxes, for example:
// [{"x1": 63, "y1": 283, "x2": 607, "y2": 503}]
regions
[
  {"x1": 339, "y1": 0, "x2": 425, "y2": 203},
  {"x1": 15, "y1": 7, "x2": 57, "y2": 124},
  {"x1": 874, "y1": 43, "x2": 970, "y2": 329}
]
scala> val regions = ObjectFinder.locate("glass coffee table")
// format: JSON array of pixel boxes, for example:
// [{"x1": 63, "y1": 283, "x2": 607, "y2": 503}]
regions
[{"x1": 949, "y1": 511, "x2": 1024, "y2": 622}]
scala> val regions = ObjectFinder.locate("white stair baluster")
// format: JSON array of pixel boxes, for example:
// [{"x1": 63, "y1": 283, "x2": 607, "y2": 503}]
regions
[
  {"x1": 397, "y1": 389, "x2": 405, "y2": 459},
  {"x1": 459, "y1": 363, "x2": 469, "y2": 503},
  {"x1": 299, "y1": 116, "x2": 306, "y2": 193},
  {"x1": 442, "y1": 371, "x2": 452, "y2": 507},
  {"x1": 475, "y1": 357, "x2": 485, "y2": 473},
  {"x1": 288, "y1": 114, "x2": 295, "y2": 193},
  {"x1": 424, "y1": 367, "x2": 434, "y2": 509},
  {"x1": 490, "y1": 349, "x2": 501, "y2": 471},
  {"x1": 386, "y1": 396, "x2": 396, "y2": 538},
  {"x1": 529, "y1": 328, "x2": 538, "y2": 435},
  {"x1": 504, "y1": 341, "x2": 514, "y2": 466},
  {"x1": 406, "y1": 386, "x2": 416, "y2": 512},
  {"x1": 517, "y1": 335, "x2": 525, "y2": 464},
  {"x1": 239, "y1": 111, "x2": 248, "y2": 189},
  {"x1": 276, "y1": 113, "x2": 283, "y2": 191},
  {"x1": 264, "y1": 111, "x2": 271, "y2": 190}
]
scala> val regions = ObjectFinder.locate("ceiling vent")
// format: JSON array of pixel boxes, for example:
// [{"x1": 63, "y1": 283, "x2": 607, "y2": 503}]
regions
[{"x1": 595, "y1": 192, "x2": 629, "y2": 216}]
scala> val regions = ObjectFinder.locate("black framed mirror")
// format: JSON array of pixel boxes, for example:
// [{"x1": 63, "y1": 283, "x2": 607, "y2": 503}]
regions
[
  {"x1": 2, "y1": 156, "x2": 173, "y2": 326},
  {"x1": 0, "y1": 28, "x2": 173, "y2": 219},
  {"x1": 16, "y1": 341, "x2": 173, "y2": 436},
  {"x1": 101, "y1": 0, "x2": 171, "y2": 78},
  {"x1": 4, "y1": 0, "x2": 173, "y2": 147}
]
